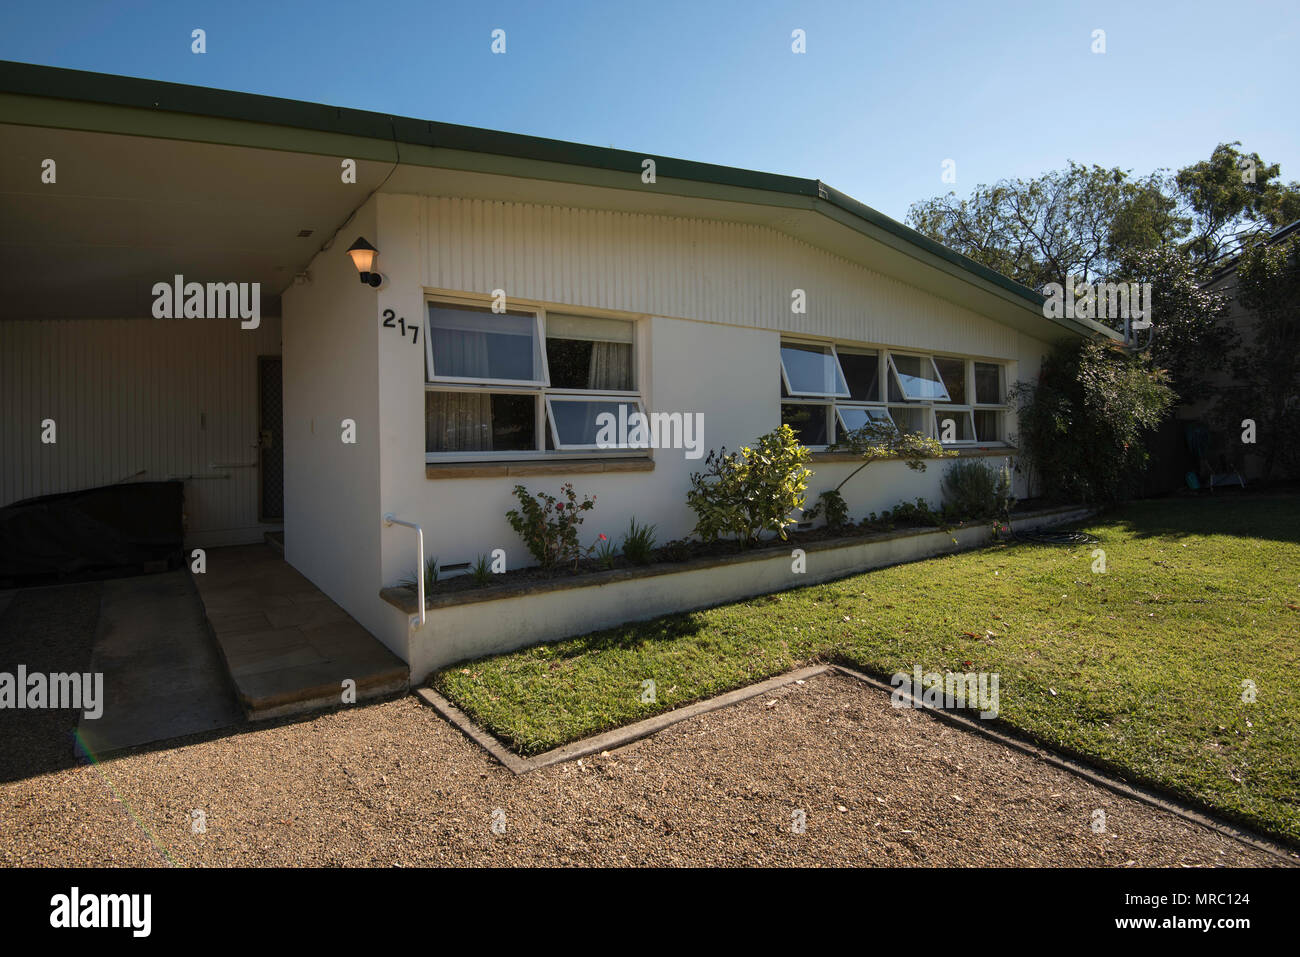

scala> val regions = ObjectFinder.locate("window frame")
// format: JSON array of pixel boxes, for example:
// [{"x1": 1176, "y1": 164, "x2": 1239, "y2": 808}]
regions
[
  {"x1": 887, "y1": 351, "x2": 951, "y2": 403},
  {"x1": 779, "y1": 340, "x2": 851, "y2": 399},
  {"x1": 544, "y1": 392, "x2": 650, "y2": 452},
  {"x1": 424, "y1": 293, "x2": 646, "y2": 462},
  {"x1": 834, "y1": 404, "x2": 894, "y2": 435},
  {"x1": 778, "y1": 336, "x2": 1010, "y2": 449},
  {"x1": 424, "y1": 300, "x2": 550, "y2": 389}
]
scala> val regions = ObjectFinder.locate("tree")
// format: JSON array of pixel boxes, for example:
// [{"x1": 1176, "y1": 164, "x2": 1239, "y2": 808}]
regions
[
  {"x1": 1010, "y1": 339, "x2": 1175, "y2": 504},
  {"x1": 1174, "y1": 142, "x2": 1300, "y2": 273},
  {"x1": 907, "y1": 144, "x2": 1300, "y2": 287},
  {"x1": 1223, "y1": 235, "x2": 1300, "y2": 478},
  {"x1": 1121, "y1": 246, "x2": 1234, "y2": 401},
  {"x1": 907, "y1": 162, "x2": 1184, "y2": 290}
]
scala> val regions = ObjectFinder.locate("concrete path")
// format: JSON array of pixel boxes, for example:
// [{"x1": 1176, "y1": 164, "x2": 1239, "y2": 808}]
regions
[
  {"x1": 75, "y1": 572, "x2": 243, "y2": 757},
  {"x1": 193, "y1": 545, "x2": 408, "y2": 720}
]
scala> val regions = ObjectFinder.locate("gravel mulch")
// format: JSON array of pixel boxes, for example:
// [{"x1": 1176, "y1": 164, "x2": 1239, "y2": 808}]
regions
[{"x1": 0, "y1": 671, "x2": 1292, "y2": 867}]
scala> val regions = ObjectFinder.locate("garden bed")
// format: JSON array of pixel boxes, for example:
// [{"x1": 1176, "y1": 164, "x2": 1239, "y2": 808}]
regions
[
  {"x1": 384, "y1": 497, "x2": 1074, "y2": 605},
  {"x1": 382, "y1": 503, "x2": 1095, "y2": 680}
]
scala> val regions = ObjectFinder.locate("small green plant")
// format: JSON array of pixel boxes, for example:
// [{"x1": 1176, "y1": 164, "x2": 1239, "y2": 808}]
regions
[
  {"x1": 886, "y1": 498, "x2": 944, "y2": 528},
  {"x1": 400, "y1": 554, "x2": 440, "y2": 593},
  {"x1": 687, "y1": 425, "x2": 812, "y2": 546},
  {"x1": 662, "y1": 538, "x2": 692, "y2": 562},
  {"x1": 803, "y1": 489, "x2": 850, "y2": 530},
  {"x1": 506, "y1": 483, "x2": 597, "y2": 571},
  {"x1": 470, "y1": 554, "x2": 493, "y2": 586},
  {"x1": 592, "y1": 533, "x2": 618, "y2": 570},
  {"x1": 622, "y1": 518, "x2": 658, "y2": 565},
  {"x1": 942, "y1": 459, "x2": 1015, "y2": 520}
]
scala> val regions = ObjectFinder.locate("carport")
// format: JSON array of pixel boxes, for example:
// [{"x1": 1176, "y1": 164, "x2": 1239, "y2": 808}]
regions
[{"x1": 0, "y1": 61, "x2": 409, "y2": 749}]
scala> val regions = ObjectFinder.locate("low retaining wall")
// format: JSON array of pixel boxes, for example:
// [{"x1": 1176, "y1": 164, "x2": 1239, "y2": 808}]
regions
[{"x1": 387, "y1": 505, "x2": 1096, "y2": 681}]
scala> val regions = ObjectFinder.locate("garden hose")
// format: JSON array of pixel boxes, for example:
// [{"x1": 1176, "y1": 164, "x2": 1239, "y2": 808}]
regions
[{"x1": 1008, "y1": 521, "x2": 1099, "y2": 546}]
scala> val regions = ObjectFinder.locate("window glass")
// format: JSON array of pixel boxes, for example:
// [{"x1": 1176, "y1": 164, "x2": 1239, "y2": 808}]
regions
[
  {"x1": 935, "y1": 409, "x2": 976, "y2": 443},
  {"x1": 974, "y1": 362, "x2": 1003, "y2": 405},
  {"x1": 889, "y1": 354, "x2": 950, "y2": 401},
  {"x1": 781, "y1": 342, "x2": 849, "y2": 397},
  {"x1": 887, "y1": 405, "x2": 928, "y2": 435},
  {"x1": 425, "y1": 391, "x2": 535, "y2": 453},
  {"x1": 781, "y1": 404, "x2": 829, "y2": 445},
  {"x1": 933, "y1": 357, "x2": 966, "y2": 403},
  {"x1": 838, "y1": 350, "x2": 880, "y2": 401},
  {"x1": 974, "y1": 410, "x2": 1001, "y2": 442},
  {"x1": 836, "y1": 406, "x2": 892, "y2": 434},
  {"x1": 545, "y1": 315, "x2": 635, "y2": 391},
  {"x1": 546, "y1": 397, "x2": 640, "y2": 449},
  {"x1": 427, "y1": 303, "x2": 542, "y2": 382}
]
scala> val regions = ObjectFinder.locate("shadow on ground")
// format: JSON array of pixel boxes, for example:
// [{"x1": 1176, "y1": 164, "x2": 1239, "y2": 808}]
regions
[
  {"x1": 1100, "y1": 491, "x2": 1300, "y2": 544},
  {"x1": 0, "y1": 583, "x2": 100, "y2": 782}
]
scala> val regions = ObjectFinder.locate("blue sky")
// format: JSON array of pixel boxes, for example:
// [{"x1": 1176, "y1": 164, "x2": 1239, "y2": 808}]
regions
[{"x1": 2, "y1": 0, "x2": 1296, "y2": 223}]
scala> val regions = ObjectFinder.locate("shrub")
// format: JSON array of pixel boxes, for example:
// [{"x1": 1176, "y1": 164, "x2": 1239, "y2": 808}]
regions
[
  {"x1": 942, "y1": 459, "x2": 1014, "y2": 520},
  {"x1": 661, "y1": 538, "x2": 692, "y2": 562},
  {"x1": 470, "y1": 554, "x2": 493, "y2": 586},
  {"x1": 686, "y1": 425, "x2": 812, "y2": 546},
  {"x1": 803, "y1": 489, "x2": 850, "y2": 530},
  {"x1": 886, "y1": 498, "x2": 944, "y2": 528},
  {"x1": 1010, "y1": 339, "x2": 1174, "y2": 504},
  {"x1": 505, "y1": 483, "x2": 597, "y2": 571},
  {"x1": 622, "y1": 518, "x2": 658, "y2": 565}
]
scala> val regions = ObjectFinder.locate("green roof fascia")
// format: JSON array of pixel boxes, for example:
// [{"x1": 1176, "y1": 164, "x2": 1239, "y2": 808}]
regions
[{"x1": 0, "y1": 59, "x2": 1120, "y2": 341}]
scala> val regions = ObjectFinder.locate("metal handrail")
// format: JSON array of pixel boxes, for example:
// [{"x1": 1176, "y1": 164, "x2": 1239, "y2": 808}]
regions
[{"x1": 383, "y1": 513, "x2": 426, "y2": 626}]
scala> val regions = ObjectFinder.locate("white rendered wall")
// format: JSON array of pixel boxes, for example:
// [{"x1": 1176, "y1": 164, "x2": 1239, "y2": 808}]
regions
[
  {"x1": 280, "y1": 199, "x2": 396, "y2": 657},
  {"x1": 0, "y1": 316, "x2": 282, "y2": 546}
]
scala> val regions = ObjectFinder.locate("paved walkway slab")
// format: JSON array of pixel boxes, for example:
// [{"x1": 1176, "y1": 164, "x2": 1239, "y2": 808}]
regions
[
  {"x1": 193, "y1": 545, "x2": 408, "y2": 720},
  {"x1": 75, "y1": 572, "x2": 243, "y2": 756}
]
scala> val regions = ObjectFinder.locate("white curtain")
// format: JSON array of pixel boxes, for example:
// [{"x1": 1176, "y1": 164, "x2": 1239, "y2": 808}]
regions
[
  {"x1": 588, "y1": 341, "x2": 632, "y2": 391},
  {"x1": 426, "y1": 392, "x2": 493, "y2": 451}
]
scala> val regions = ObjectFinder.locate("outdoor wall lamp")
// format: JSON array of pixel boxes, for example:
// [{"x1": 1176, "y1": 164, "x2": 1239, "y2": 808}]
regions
[{"x1": 346, "y1": 237, "x2": 382, "y2": 287}]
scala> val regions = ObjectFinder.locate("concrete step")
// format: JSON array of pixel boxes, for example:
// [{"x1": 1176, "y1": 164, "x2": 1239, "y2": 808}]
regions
[{"x1": 193, "y1": 545, "x2": 409, "y2": 722}]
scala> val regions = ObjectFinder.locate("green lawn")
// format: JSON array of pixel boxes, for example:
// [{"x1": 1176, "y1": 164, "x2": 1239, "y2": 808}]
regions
[{"x1": 431, "y1": 495, "x2": 1300, "y2": 843}]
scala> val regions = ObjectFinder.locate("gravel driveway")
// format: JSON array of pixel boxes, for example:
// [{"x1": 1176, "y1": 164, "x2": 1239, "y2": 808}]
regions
[{"x1": 0, "y1": 671, "x2": 1291, "y2": 866}]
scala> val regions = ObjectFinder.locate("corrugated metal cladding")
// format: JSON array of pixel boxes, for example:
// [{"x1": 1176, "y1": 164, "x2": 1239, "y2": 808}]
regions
[
  {"x1": 1, "y1": 317, "x2": 282, "y2": 540},
  {"x1": 419, "y1": 196, "x2": 1019, "y2": 359}
]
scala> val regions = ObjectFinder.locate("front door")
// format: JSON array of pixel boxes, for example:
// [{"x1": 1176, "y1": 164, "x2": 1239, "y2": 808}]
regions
[{"x1": 258, "y1": 356, "x2": 284, "y2": 522}]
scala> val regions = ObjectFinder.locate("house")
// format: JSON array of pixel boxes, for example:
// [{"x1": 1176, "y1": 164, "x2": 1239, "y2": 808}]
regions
[{"x1": 0, "y1": 61, "x2": 1118, "y2": 682}]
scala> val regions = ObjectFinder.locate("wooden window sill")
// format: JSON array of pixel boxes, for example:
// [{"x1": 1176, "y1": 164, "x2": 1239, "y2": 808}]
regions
[{"x1": 426, "y1": 457, "x2": 655, "y2": 480}]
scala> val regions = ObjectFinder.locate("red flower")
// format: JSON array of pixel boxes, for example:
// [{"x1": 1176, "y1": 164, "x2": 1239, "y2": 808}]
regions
[
  {"x1": 598, "y1": 533, "x2": 608, "y2": 541},
  {"x1": 556, "y1": 503, "x2": 564, "y2": 511}
]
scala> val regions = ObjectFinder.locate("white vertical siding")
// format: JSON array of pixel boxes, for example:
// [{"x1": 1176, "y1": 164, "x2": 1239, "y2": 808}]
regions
[
  {"x1": 0, "y1": 317, "x2": 282, "y2": 544},
  {"x1": 417, "y1": 195, "x2": 1018, "y2": 359}
]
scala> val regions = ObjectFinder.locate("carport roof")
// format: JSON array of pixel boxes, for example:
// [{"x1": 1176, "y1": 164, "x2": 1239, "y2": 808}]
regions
[{"x1": 0, "y1": 58, "x2": 1120, "y2": 340}]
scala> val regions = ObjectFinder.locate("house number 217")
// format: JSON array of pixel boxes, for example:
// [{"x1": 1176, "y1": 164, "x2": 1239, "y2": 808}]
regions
[{"x1": 381, "y1": 309, "x2": 419, "y2": 345}]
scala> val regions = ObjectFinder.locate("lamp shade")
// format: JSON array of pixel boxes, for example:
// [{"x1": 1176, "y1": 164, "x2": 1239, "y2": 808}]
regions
[{"x1": 346, "y1": 237, "x2": 377, "y2": 274}]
